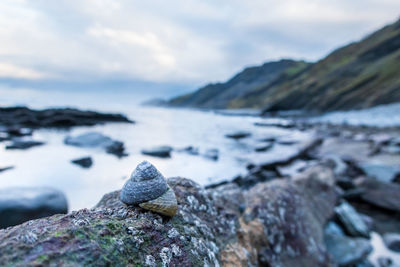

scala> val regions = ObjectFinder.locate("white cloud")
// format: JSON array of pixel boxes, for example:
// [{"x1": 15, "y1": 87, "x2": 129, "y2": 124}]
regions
[{"x1": 0, "y1": 0, "x2": 399, "y2": 84}]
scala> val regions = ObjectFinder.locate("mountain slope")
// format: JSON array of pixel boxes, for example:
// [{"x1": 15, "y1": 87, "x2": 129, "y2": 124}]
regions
[
  {"x1": 168, "y1": 18, "x2": 400, "y2": 112},
  {"x1": 169, "y1": 60, "x2": 309, "y2": 109}
]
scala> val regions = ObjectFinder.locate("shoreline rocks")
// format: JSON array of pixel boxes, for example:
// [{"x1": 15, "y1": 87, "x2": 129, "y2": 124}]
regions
[
  {"x1": 0, "y1": 187, "x2": 68, "y2": 229},
  {"x1": 71, "y1": 157, "x2": 93, "y2": 168},
  {"x1": 141, "y1": 146, "x2": 173, "y2": 158}
]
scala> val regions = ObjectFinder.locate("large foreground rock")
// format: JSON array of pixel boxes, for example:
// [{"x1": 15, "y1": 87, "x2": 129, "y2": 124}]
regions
[
  {"x1": 0, "y1": 165, "x2": 336, "y2": 266},
  {"x1": 0, "y1": 187, "x2": 68, "y2": 229}
]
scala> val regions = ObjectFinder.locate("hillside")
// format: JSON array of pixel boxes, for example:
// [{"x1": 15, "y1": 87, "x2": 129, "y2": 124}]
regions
[{"x1": 169, "y1": 18, "x2": 400, "y2": 112}]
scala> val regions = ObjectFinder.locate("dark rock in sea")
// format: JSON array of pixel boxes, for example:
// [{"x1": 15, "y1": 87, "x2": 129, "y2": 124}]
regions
[
  {"x1": 254, "y1": 142, "x2": 273, "y2": 152},
  {"x1": 383, "y1": 233, "x2": 400, "y2": 252},
  {"x1": 359, "y1": 163, "x2": 400, "y2": 183},
  {"x1": 203, "y1": 148, "x2": 219, "y2": 161},
  {"x1": 0, "y1": 166, "x2": 14, "y2": 173},
  {"x1": 141, "y1": 146, "x2": 173, "y2": 158},
  {"x1": 177, "y1": 146, "x2": 199, "y2": 155},
  {"x1": 5, "y1": 139, "x2": 45, "y2": 150},
  {"x1": 324, "y1": 233, "x2": 372, "y2": 267},
  {"x1": 0, "y1": 164, "x2": 337, "y2": 266},
  {"x1": 377, "y1": 257, "x2": 393, "y2": 267},
  {"x1": 3, "y1": 127, "x2": 33, "y2": 137},
  {"x1": 71, "y1": 157, "x2": 93, "y2": 168},
  {"x1": 335, "y1": 201, "x2": 370, "y2": 238},
  {"x1": 254, "y1": 121, "x2": 295, "y2": 128},
  {"x1": 0, "y1": 106, "x2": 133, "y2": 128},
  {"x1": 232, "y1": 169, "x2": 276, "y2": 189},
  {"x1": 0, "y1": 187, "x2": 68, "y2": 229},
  {"x1": 64, "y1": 132, "x2": 126, "y2": 157},
  {"x1": 355, "y1": 177, "x2": 400, "y2": 212},
  {"x1": 225, "y1": 131, "x2": 251, "y2": 140}
]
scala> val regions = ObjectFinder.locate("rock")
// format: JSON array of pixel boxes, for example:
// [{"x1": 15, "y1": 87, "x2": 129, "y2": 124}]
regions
[
  {"x1": 232, "y1": 168, "x2": 276, "y2": 189},
  {"x1": 254, "y1": 121, "x2": 295, "y2": 129},
  {"x1": 377, "y1": 257, "x2": 393, "y2": 267},
  {"x1": 254, "y1": 143, "x2": 273, "y2": 152},
  {"x1": 225, "y1": 131, "x2": 251, "y2": 140},
  {"x1": 335, "y1": 201, "x2": 370, "y2": 238},
  {"x1": 0, "y1": 106, "x2": 133, "y2": 128},
  {"x1": 64, "y1": 132, "x2": 126, "y2": 157},
  {"x1": 383, "y1": 233, "x2": 400, "y2": 252},
  {"x1": 0, "y1": 165, "x2": 337, "y2": 266},
  {"x1": 0, "y1": 187, "x2": 68, "y2": 228},
  {"x1": 177, "y1": 146, "x2": 199, "y2": 155},
  {"x1": 324, "y1": 155, "x2": 348, "y2": 176},
  {"x1": 355, "y1": 177, "x2": 400, "y2": 212},
  {"x1": 203, "y1": 148, "x2": 219, "y2": 161},
  {"x1": 0, "y1": 166, "x2": 14, "y2": 173},
  {"x1": 359, "y1": 163, "x2": 400, "y2": 183},
  {"x1": 5, "y1": 139, "x2": 45, "y2": 150},
  {"x1": 141, "y1": 146, "x2": 173, "y2": 158},
  {"x1": 324, "y1": 233, "x2": 372, "y2": 267},
  {"x1": 71, "y1": 157, "x2": 93, "y2": 168},
  {"x1": 324, "y1": 221, "x2": 345, "y2": 236}
]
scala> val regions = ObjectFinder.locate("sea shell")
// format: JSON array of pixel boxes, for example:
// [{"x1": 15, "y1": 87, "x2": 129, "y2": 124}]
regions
[
  {"x1": 139, "y1": 186, "x2": 178, "y2": 217},
  {"x1": 120, "y1": 161, "x2": 168, "y2": 205},
  {"x1": 120, "y1": 161, "x2": 178, "y2": 217}
]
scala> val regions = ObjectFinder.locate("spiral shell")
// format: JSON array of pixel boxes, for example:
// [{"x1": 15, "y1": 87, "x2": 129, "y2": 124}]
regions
[{"x1": 120, "y1": 161, "x2": 178, "y2": 217}]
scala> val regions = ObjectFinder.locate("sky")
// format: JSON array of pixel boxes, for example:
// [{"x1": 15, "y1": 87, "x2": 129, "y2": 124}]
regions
[{"x1": 0, "y1": 0, "x2": 399, "y2": 89}]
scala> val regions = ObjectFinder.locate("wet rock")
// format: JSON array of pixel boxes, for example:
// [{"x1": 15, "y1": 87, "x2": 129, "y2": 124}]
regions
[
  {"x1": 254, "y1": 121, "x2": 295, "y2": 128},
  {"x1": 71, "y1": 157, "x2": 93, "y2": 168},
  {"x1": 64, "y1": 132, "x2": 126, "y2": 157},
  {"x1": 355, "y1": 177, "x2": 400, "y2": 212},
  {"x1": 0, "y1": 165, "x2": 337, "y2": 266},
  {"x1": 254, "y1": 142, "x2": 273, "y2": 152},
  {"x1": 383, "y1": 233, "x2": 400, "y2": 252},
  {"x1": 0, "y1": 187, "x2": 68, "y2": 228},
  {"x1": 377, "y1": 257, "x2": 393, "y2": 267},
  {"x1": 203, "y1": 148, "x2": 219, "y2": 161},
  {"x1": 359, "y1": 163, "x2": 400, "y2": 183},
  {"x1": 141, "y1": 146, "x2": 173, "y2": 158},
  {"x1": 5, "y1": 139, "x2": 45, "y2": 150},
  {"x1": 0, "y1": 166, "x2": 14, "y2": 173},
  {"x1": 335, "y1": 201, "x2": 370, "y2": 238},
  {"x1": 0, "y1": 106, "x2": 133, "y2": 128},
  {"x1": 324, "y1": 221, "x2": 345, "y2": 236},
  {"x1": 324, "y1": 233, "x2": 372, "y2": 266},
  {"x1": 232, "y1": 169, "x2": 276, "y2": 189},
  {"x1": 177, "y1": 146, "x2": 199, "y2": 155},
  {"x1": 225, "y1": 131, "x2": 251, "y2": 140},
  {"x1": 324, "y1": 155, "x2": 348, "y2": 176}
]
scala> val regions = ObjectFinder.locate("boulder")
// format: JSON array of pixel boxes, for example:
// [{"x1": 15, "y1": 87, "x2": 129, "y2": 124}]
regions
[
  {"x1": 5, "y1": 139, "x2": 44, "y2": 150},
  {"x1": 324, "y1": 233, "x2": 372, "y2": 266},
  {"x1": 64, "y1": 132, "x2": 126, "y2": 157},
  {"x1": 71, "y1": 157, "x2": 93, "y2": 168},
  {"x1": 383, "y1": 233, "x2": 400, "y2": 252},
  {"x1": 0, "y1": 187, "x2": 68, "y2": 229},
  {"x1": 335, "y1": 201, "x2": 370, "y2": 238},
  {"x1": 254, "y1": 143, "x2": 273, "y2": 152},
  {"x1": 0, "y1": 165, "x2": 337, "y2": 266},
  {"x1": 177, "y1": 146, "x2": 199, "y2": 155},
  {"x1": 355, "y1": 177, "x2": 400, "y2": 212},
  {"x1": 141, "y1": 146, "x2": 173, "y2": 158},
  {"x1": 359, "y1": 163, "x2": 400, "y2": 183},
  {"x1": 225, "y1": 131, "x2": 251, "y2": 140},
  {"x1": 203, "y1": 148, "x2": 219, "y2": 161},
  {"x1": 0, "y1": 166, "x2": 14, "y2": 173}
]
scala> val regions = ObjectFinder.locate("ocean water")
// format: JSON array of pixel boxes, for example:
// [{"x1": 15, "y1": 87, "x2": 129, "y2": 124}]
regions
[{"x1": 0, "y1": 86, "x2": 299, "y2": 210}]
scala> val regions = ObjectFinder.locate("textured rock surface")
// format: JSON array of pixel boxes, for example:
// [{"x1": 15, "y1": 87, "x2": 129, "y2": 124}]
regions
[
  {"x1": 0, "y1": 187, "x2": 68, "y2": 229},
  {"x1": 0, "y1": 165, "x2": 336, "y2": 266}
]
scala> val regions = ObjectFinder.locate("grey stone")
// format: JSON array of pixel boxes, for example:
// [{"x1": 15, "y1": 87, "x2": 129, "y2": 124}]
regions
[
  {"x1": 383, "y1": 233, "x2": 400, "y2": 252},
  {"x1": 6, "y1": 139, "x2": 44, "y2": 150},
  {"x1": 141, "y1": 146, "x2": 173, "y2": 158},
  {"x1": 359, "y1": 163, "x2": 400, "y2": 183},
  {"x1": 71, "y1": 157, "x2": 93, "y2": 168},
  {"x1": 0, "y1": 187, "x2": 68, "y2": 228},
  {"x1": 335, "y1": 201, "x2": 370, "y2": 238}
]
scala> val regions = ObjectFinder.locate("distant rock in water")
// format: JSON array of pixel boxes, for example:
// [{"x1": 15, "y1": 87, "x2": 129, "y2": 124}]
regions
[
  {"x1": 0, "y1": 187, "x2": 68, "y2": 228},
  {"x1": 5, "y1": 139, "x2": 45, "y2": 150},
  {"x1": 71, "y1": 157, "x2": 93, "y2": 168},
  {"x1": 0, "y1": 106, "x2": 133, "y2": 128},
  {"x1": 141, "y1": 146, "x2": 173, "y2": 158},
  {"x1": 141, "y1": 98, "x2": 167, "y2": 106},
  {"x1": 0, "y1": 166, "x2": 14, "y2": 173},
  {"x1": 225, "y1": 131, "x2": 251, "y2": 140},
  {"x1": 203, "y1": 148, "x2": 219, "y2": 161},
  {"x1": 64, "y1": 132, "x2": 126, "y2": 157}
]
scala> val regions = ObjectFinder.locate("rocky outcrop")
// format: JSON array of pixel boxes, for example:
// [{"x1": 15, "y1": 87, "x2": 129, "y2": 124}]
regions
[
  {"x1": 0, "y1": 106, "x2": 133, "y2": 128},
  {"x1": 0, "y1": 165, "x2": 336, "y2": 266}
]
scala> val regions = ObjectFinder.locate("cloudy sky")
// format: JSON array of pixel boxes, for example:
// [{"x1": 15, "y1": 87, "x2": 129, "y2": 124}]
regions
[{"x1": 0, "y1": 0, "x2": 399, "y2": 87}]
